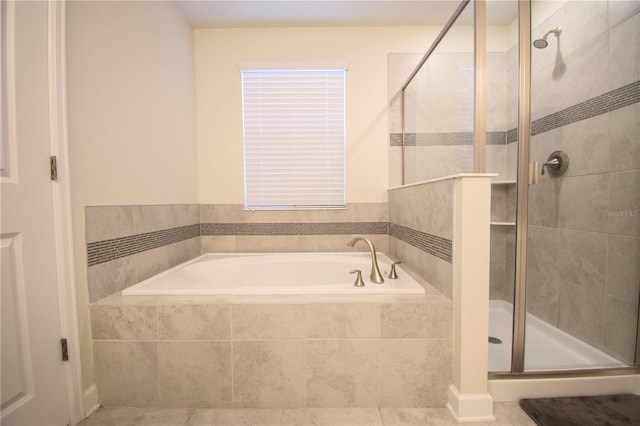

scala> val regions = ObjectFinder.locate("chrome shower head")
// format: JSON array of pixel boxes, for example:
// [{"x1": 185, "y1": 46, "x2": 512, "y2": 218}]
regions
[
  {"x1": 533, "y1": 38, "x2": 548, "y2": 49},
  {"x1": 533, "y1": 27, "x2": 562, "y2": 49}
]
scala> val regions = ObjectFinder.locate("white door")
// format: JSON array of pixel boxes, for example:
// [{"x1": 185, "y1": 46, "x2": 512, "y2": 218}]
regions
[{"x1": 1, "y1": 1, "x2": 71, "y2": 424}]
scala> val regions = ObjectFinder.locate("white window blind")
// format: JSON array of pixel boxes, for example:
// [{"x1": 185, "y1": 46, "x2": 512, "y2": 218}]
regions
[{"x1": 241, "y1": 69, "x2": 346, "y2": 210}]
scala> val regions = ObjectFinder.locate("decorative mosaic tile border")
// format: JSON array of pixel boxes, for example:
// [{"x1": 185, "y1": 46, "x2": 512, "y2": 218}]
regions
[
  {"x1": 200, "y1": 222, "x2": 389, "y2": 236},
  {"x1": 391, "y1": 131, "x2": 507, "y2": 147},
  {"x1": 87, "y1": 224, "x2": 200, "y2": 267},
  {"x1": 87, "y1": 221, "x2": 452, "y2": 267},
  {"x1": 390, "y1": 133, "x2": 404, "y2": 147},
  {"x1": 404, "y1": 132, "x2": 474, "y2": 146},
  {"x1": 531, "y1": 79, "x2": 640, "y2": 136},
  {"x1": 389, "y1": 223, "x2": 452, "y2": 263},
  {"x1": 392, "y1": 80, "x2": 640, "y2": 146},
  {"x1": 87, "y1": 222, "x2": 389, "y2": 267}
]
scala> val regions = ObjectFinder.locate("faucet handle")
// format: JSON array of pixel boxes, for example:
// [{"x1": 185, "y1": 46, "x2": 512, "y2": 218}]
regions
[
  {"x1": 349, "y1": 270, "x2": 365, "y2": 287},
  {"x1": 389, "y1": 261, "x2": 402, "y2": 279}
]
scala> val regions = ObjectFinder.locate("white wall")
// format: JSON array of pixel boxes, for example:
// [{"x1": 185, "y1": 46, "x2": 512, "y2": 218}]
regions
[
  {"x1": 194, "y1": 26, "x2": 441, "y2": 204},
  {"x1": 66, "y1": 1, "x2": 199, "y2": 390}
]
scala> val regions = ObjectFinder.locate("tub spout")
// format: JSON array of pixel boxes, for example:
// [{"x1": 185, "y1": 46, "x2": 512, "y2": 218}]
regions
[{"x1": 346, "y1": 237, "x2": 384, "y2": 284}]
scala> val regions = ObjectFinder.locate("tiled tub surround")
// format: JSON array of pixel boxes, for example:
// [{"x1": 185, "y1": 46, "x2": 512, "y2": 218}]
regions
[
  {"x1": 388, "y1": 179, "x2": 454, "y2": 299},
  {"x1": 90, "y1": 292, "x2": 453, "y2": 409},
  {"x1": 85, "y1": 205, "x2": 201, "y2": 302},
  {"x1": 199, "y1": 203, "x2": 389, "y2": 254},
  {"x1": 85, "y1": 203, "x2": 389, "y2": 302},
  {"x1": 86, "y1": 178, "x2": 489, "y2": 418}
]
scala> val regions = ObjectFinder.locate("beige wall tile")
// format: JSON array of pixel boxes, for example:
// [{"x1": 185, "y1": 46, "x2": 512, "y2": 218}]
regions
[
  {"x1": 158, "y1": 341, "x2": 232, "y2": 407},
  {"x1": 134, "y1": 245, "x2": 171, "y2": 282},
  {"x1": 87, "y1": 257, "x2": 136, "y2": 302},
  {"x1": 133, "y1": 205, "x2": 175, "y2": 234},
  {"x1": 232, "y1": 305, "x2": 305, "y2": 339},
  {"x1": 158, "y1": 305, "x2": 231, "y2": 340},
  {"x1": 233, "y1": 341, "x2": 306, "y2": 408},
  {"x1": 168, "y1": 237, "x2": 201, "y2": 267},
  {"x1": 390, "y1": 238, "x2": 452, "y2": 299},
  {"x1": 131, "y1": 204, "x2": 199, "y2": 234},
  {"x1": 171, "y1": 204, "x2": 200, "y2": 228},
  {"x1": 131, "y1": 204, "x2": 200, "y2": 234},
  {"x1": 306, "y1": 304, "x2": 380, "y2": 338},
  {"x1": 85, "y1": 206, "x2": 134, "y2": 243},
  {"x1": 380, "y1": 338, "x2": 452, "y2": 407},
  {"x1": 306, "y1": 340, "x2": 379, "y2": 407},
  {"x1": 200, "y1": 203, "x2": 388, "y2": 225},
  {"x1": 93, "y1": 341, "x2": 159, "y2": 406},
  {"x1": 423, "y1": 339, "x2": 453, "y2": 407},
  {"x1": 380, "y1": 303, "x2": 452, "y2": 338},
  {"x1": 233, "y1": 235, "x2": 387, "y2": 253},
  {"x1": 90, "y1": 305, "x2": 157, "y2": 340},
  {"x1": 201, "y1": 235, "x2": 237, "y2": 253},
  {"x1": 388, "y1": 180, "x2": 453, "y2": 240}
]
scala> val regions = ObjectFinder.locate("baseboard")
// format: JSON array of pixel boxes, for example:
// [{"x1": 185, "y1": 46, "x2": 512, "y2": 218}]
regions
[
  {"x1": 447, "y1": 384, "x2": 496, "y2": 423},
  {"x1": 83, "y1": 384, "x2": 100, "y2": 418}
]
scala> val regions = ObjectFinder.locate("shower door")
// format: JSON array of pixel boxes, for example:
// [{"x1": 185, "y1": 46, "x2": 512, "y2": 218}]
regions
[{"x1": 522, "y1": 0, "x2": 640, "y2": 371}]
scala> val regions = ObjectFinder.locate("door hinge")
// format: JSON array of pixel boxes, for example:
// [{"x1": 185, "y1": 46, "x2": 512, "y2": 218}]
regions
[
  {"x1": 50, "y1": 156, "x2": 58, "y2": 181},
  {"x1": 60, "y1": 338, "x2": 69, "y2": 361}
]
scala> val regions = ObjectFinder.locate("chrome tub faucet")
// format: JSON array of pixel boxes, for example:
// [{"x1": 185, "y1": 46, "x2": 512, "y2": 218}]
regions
[{"x1": 346, "y1": 237, "x2": 384, "y2": 284}]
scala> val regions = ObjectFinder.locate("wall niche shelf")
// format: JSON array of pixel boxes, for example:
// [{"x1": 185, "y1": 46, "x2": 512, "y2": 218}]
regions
[{"x1": 490, "y1": 180, "x2": 516, "y2": 225}]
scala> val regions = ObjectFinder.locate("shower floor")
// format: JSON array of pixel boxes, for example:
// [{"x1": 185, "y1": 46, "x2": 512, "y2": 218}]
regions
[{"x1": 489, "y1": 300, "x2": 628, "y2": 372}]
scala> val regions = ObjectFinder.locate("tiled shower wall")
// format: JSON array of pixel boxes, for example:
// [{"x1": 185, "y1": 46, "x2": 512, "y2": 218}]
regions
[
  {"x1": 525, "y1": 3, "x2": 640, "y2": 364},
  {"x1": 489, "y1": 2, "x2": 640, "y2": 364},
  {"x1": 85, "y1": 203, "x2": 389, "y2": 302}
]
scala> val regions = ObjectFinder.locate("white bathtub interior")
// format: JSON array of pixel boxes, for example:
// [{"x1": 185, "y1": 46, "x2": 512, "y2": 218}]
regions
[
  {"x1": 122, "y1": 252, "x2": 426, "y2": 295},
  {"x1": 489, "y1": 300, "x2": 628, "y2": 372}
]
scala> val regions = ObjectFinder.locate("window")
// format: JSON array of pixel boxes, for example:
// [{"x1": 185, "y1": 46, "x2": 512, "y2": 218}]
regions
[{"x1": 241, "y1": 68, "x2": 346, "y2": 210}]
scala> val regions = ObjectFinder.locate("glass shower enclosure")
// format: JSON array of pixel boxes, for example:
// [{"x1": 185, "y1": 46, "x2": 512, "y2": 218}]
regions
[{"x1": 401, "y1": 0, "x2": 640, "y2": 375}]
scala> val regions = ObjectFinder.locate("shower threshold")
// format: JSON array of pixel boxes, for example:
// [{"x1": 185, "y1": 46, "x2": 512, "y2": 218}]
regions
[{"x1": 489, "y1": 300, "x2": 628, "y2": 372}]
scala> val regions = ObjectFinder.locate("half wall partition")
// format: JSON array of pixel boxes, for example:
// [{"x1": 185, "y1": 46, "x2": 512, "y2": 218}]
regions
[{"x1": 399, "y1": 0, "x2": 640, "y2": 381}]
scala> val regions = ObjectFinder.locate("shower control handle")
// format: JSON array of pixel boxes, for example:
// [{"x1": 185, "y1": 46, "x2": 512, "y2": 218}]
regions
[
  {"x1": 541, "y1": 150, "x2": 569, "y2": 177},
  {"x1": 541, "y1": 158, "x2": 559, "y2": 175}
]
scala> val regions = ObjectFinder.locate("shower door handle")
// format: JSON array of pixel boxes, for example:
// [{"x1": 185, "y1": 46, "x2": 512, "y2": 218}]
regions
[{"x1": 529, "y1": 161, "x2": 540, "y2": 185}]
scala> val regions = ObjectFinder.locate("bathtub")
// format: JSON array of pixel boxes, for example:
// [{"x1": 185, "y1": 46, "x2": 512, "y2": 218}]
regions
[{"x1": 122, "y1": 252, "x2": 426, "y2": 295}]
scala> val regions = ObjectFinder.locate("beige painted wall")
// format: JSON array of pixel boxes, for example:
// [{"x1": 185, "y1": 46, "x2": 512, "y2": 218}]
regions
[
  {"x1": 66, "y1": 1, "x2": 199, "y2": 389},
  {"x1": 194, "y1": 26, "x2": 443, "y2": 204}
]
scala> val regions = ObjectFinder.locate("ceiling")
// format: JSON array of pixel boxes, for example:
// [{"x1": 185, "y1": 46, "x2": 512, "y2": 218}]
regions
[{"x1": 174, "y1": 0, "x2": 518, "y2": 28}]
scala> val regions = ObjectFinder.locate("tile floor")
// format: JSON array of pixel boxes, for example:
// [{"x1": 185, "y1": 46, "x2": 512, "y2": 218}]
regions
[{"x1": 79, "y1": 402, "x2": 537, "y2": 425}]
